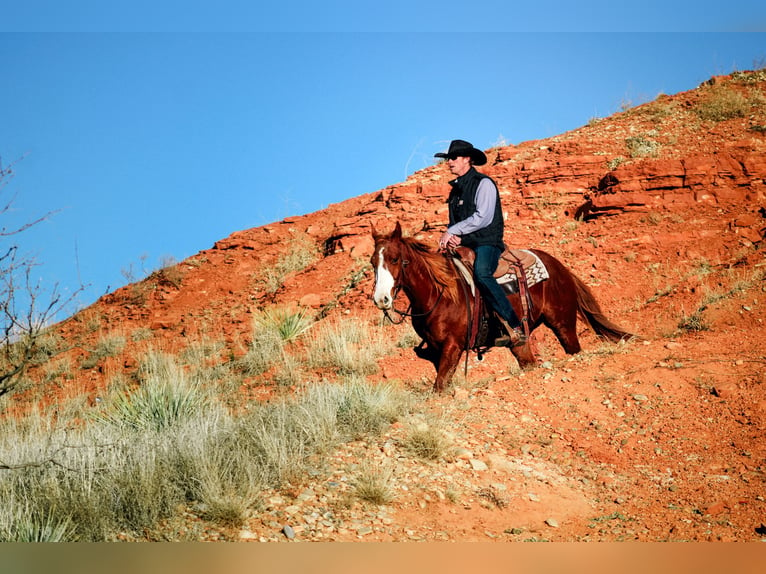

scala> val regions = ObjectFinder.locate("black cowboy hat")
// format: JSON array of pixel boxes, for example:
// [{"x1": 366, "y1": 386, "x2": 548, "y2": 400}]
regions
[{"x1": 434, "y1": 139, "x2": 487, "y2": 166}]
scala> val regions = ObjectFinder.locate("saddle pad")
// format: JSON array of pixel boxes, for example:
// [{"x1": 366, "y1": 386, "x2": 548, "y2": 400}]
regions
[
  {"x1": 496, "y1": 249, "x2": 549, "y2": 289},
  {"x1": 451, "y1": 257, "x2": 476, "y2": 296}
]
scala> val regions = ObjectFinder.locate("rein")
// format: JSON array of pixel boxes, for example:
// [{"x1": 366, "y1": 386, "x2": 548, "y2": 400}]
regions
[{"x1": 382, "y1": 258, "x2": 445, "y2": 324}]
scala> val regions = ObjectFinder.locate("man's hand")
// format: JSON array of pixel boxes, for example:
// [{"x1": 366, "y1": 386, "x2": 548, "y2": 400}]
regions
[{"x1": 438, "y1": 231, "x2": 461, "y2": 252}]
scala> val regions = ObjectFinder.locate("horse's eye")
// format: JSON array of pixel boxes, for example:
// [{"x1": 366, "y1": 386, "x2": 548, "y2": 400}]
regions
[{"x1": 391, "y1": 257, "x2": 399, "y2": 264}]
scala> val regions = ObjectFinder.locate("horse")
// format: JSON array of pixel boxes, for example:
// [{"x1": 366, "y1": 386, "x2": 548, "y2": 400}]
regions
[{"x1": 370, "y1": 221, "x2": 633, "y2": 392}]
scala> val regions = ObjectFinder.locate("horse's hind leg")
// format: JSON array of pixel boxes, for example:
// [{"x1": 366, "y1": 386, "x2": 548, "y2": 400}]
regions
[{"x1": 545, "y1": 313, "x2": 582, "y2": 355}]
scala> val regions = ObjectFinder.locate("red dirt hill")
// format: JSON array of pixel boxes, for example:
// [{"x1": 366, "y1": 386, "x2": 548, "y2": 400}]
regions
[{"x1": 23, "y1": 70, "x2": 766, "y2": 541}]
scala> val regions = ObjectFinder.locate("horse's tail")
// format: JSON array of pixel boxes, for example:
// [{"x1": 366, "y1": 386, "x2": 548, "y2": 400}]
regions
[{"x1": 571, "y1": 274, "x2": 634, "y2": 342}]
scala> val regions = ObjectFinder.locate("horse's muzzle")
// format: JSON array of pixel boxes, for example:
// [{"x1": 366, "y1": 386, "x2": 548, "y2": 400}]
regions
[{"x1": 373, "y1": 293, "x2": 393, "y2": 310}]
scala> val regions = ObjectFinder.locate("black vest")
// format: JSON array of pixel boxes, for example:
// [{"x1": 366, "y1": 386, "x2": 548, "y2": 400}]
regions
[{"x1": 447, "y1": 167, "x2": 505, "y2": 250}]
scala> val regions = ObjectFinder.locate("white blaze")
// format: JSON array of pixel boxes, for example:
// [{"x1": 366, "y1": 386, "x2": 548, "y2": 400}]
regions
[{"x1": 372, "y1": 246, "x2": 395, "y2": 309}]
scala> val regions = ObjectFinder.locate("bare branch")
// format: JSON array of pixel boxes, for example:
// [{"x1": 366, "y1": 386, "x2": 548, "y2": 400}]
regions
[{"x1": 0, "y1": 156, "x2": 85, "y2": 399}]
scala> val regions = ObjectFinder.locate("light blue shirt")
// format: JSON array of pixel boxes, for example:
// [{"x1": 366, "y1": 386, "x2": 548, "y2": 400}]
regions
[{"x1": 447, "y1": 178, "x2": 497, "y2": 236}]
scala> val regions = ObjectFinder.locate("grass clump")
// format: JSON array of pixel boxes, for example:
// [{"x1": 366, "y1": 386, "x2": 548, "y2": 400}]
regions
[
  {"x1": 259, "y1": 233, "x2": 319, "y2": 294},
  {"x1": 238, "y1": 307, "x2": 314, "y2": 379},
  {"x1": 11, "y1": 509, "x2": 74, "y2": 542},
  {"x1": 81, "y1": 333, "x2": 126, "y2": 369},
  {"x1": 238, "y1": 317, "x2": 286, "y2": 377},
  {"x1": 332, "y1": 377, "x2": 409, "y2": 439},
  {"x1": 306, "y1": 318, "x2": 390, "y2": 377},
  {"x1": 353, "y1": 462, "x2": 395, "y2": 505},
  {"x1": 406, "y1": 423, "x2": 450, "y2": 461}
]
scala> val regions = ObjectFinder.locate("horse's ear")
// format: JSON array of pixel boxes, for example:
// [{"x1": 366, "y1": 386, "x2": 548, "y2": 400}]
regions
[
  {"x1": 370, "y1": 221, "x2": 378, "y2": 239},
  {"x1": 392, "y1": 221, "x2": 403, "y2": 239}
]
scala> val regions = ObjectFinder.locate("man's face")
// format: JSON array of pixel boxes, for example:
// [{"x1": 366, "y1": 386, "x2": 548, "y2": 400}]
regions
[{"x1": 447, "y1": 155, "x2": 471, "y2": 177}]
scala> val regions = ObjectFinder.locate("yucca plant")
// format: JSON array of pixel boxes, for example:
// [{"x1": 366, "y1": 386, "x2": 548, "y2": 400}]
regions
[
  {"x1": 3, "y1": 506, "x2": 75, "y2": 542},
  {"x1": 255, "y1": 306, "x2": 313, "y2": 342},
  {"x1": 96, "y1": 353, "x2": 209, "y2": 431}
]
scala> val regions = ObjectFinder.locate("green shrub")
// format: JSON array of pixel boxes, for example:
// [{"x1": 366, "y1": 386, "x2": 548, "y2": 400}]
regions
[
  {"x1": 625, "y1": 135, "x2": 660, "y2": 158},
  {"x1": 237, "y1": 308, "x2": 312, "y2": 378},
  {"x1": 607, "y1": 156, "x2": 626, "y2": 171},
  {"x1": 677, "y1": 309, "x2": 709, "y2": 333},
  {"x1": 695, "y1": 84, "x2": 749, "y2": 122}
]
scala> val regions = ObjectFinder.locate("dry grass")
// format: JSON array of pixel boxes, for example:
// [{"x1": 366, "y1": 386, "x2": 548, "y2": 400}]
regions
[
  {"x1": 353, "y1": 462, "x2": 395, "y2": 505},
  {"x1": 405, "y1": 422, "x2": 450, "y2": 461},
  {"x1": 258, "y1": 234, "x2": 319, "y2": 294},
  {"x1": 0, "y1": 347, "x2": 410, "y2": 541}
]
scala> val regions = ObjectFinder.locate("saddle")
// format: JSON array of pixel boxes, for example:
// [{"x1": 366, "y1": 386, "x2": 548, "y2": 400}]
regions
[
  {"x1": 452, "y1": 247, "x2": 549, "y2": 295},
  {"x1": 450, "y1": 247, "x2": 549, "y2": 355}
]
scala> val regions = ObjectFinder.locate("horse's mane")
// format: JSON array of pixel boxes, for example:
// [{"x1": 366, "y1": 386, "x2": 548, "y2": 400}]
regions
[{"x1": 399, "y1": 235, "x2": 462, "y2": 303}]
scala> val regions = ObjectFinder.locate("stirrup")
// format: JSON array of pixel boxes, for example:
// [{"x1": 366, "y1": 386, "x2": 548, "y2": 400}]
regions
[{"x1": 495, "y1": 317, "x2": 527, "y2": 347}]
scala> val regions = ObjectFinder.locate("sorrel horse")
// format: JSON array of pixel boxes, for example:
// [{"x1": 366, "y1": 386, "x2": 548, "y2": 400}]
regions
[{"x1": 371, "y1": 222, "x2": 633, "y2": 392}]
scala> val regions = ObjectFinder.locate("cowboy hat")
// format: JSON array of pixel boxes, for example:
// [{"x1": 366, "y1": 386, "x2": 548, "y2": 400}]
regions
[{"x1": 434, "y1": 139, "x2": 487, "y2": 166}]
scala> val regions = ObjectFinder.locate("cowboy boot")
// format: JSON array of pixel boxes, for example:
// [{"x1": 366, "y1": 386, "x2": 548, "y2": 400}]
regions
[{"x1": 495, "y1": 316, "x2": 527, "y2": 347}]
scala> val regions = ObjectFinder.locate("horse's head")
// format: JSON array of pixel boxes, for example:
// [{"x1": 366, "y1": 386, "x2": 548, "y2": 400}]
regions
[{"x1": 370, "y1": 221, "x2": 407, "y2": 310}]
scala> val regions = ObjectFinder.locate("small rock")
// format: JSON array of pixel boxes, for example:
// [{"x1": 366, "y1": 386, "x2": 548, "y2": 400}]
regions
[
  {"x1": 282, "y1": 525, "x2": 295, "y2": 539},
  {"x1": 711, "y1": 382, "x2": 738, "y2": 399},
  {"x1": 706, "y1": 502, "x2": 727, "y2": 516},
  {"x1": 297, "y1": 489, "x2": 315, "y2": 502},
  {"x1": 734, "y1": 214, "x2": 758, "y2": 227},
  {"x1": 454, "y1": 447, "x2": 473, "y2": 460},
  {"x1": 469, "y1": 459, "x2": 488, "y2": 471},
  {"x1": 453, "y1": 388, "x2": 470, "y2": 400},
  {"x1": 545, "y1": 518, "x2": 559, "y2": 528}
]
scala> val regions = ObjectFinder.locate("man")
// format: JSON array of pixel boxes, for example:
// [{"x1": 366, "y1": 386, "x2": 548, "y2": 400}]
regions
[{"x1": 435, "y1": 139, "x2": 526, "y2": 347}]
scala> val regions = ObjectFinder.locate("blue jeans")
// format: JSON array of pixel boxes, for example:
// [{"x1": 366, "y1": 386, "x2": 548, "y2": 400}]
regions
[{"x1": 474, "y1": 245, "x2": 520, "y2": 328}]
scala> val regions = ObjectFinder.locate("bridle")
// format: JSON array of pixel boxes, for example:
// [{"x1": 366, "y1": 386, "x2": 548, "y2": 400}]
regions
[{"x1": 380, "y1": 256, "x2": 445, "y2": 325}]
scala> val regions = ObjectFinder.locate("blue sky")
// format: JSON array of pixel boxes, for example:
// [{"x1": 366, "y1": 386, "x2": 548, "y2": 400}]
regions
[{"x1": 1, "y1": 7, "x2": 765, "y2": 319}]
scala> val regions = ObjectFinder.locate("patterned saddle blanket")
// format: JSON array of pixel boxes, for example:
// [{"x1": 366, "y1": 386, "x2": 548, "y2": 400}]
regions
[{"x1": 452, "y1": 248, "x2": 550, "y2": 295}]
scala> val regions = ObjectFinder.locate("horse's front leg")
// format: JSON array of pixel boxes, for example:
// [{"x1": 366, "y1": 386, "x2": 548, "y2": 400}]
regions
[
  {"x1": 509, "y1": 340, "x2": 536, "y2": 368},
  {"x1": 433, "y1": 340, "x2": 463, "y2": 393}
]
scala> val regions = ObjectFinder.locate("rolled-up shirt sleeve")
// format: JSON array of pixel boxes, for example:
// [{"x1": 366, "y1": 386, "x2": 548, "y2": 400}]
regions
[{"x1": 447, "y1": 178, "x2": 497, "y2": 236}]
